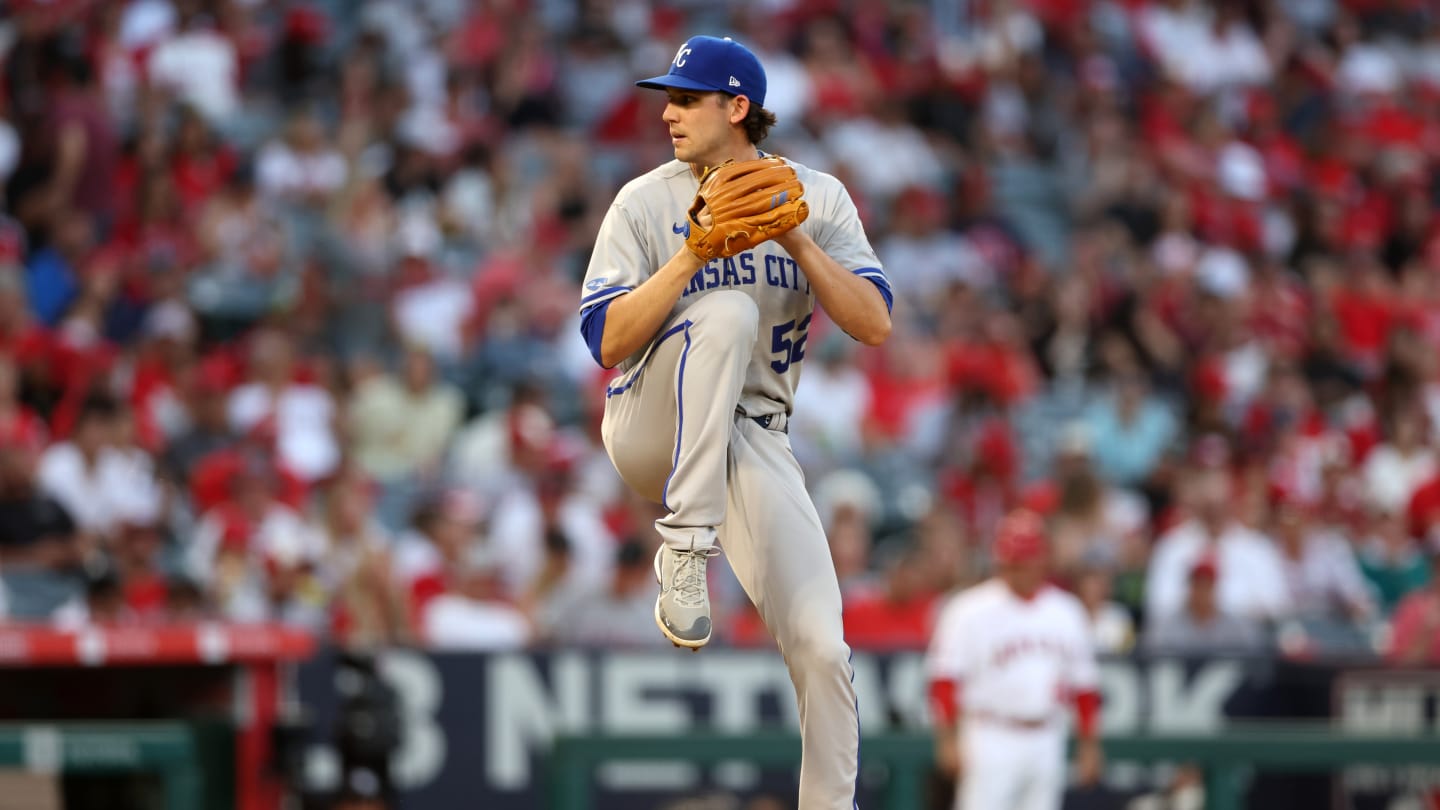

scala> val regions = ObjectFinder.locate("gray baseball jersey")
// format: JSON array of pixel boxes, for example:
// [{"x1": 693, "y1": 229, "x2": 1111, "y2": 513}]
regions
[
  {"x1": 578, "y1": 155, "x2": 887, "y2": 810},
  {"x1": 579, "y1": 156, "x2": 890, "y2": 415}
]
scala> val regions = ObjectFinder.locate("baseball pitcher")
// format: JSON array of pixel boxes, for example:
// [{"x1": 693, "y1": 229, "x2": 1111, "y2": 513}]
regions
[
  {"x1": 578, "y1": 35, "x2": 893, "y2": 809},
  {"x1": 925, "y1": 510, "x2": 1104, "y2": 810}
]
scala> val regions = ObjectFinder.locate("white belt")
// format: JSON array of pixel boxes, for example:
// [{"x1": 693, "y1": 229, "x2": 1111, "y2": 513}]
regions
[{"x1": 968, "y1": 711, "x2": 1054, "y2": 730}]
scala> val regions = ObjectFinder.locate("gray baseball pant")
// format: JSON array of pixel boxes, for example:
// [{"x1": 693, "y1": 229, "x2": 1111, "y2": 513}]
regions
[{"x1": 600, "y1": 290, "x2": 860, "y2": 809}]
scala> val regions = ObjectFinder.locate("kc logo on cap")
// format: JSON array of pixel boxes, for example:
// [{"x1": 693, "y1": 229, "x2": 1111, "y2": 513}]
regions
[{"x1": 636, "y1": 35, "x2": 768, "y2": 108}]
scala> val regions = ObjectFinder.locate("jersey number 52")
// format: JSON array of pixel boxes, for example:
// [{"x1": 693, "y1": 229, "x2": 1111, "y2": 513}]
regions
[{"x1": 770, "y1": 315, "x2": 812, "y2": 373}]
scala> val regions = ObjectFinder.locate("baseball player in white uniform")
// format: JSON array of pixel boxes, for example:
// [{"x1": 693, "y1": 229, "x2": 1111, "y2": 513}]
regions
[
  {"x1": 579, "y1": 35, "x2": 892, "y2": 809},
  {"x1": 925, "y1": 510, "x2": 1104, "y2": 810}
]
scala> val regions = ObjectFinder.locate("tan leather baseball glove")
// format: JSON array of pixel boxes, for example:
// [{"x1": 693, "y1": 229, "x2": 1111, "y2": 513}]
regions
[{"x1": 685, "y1": 157, "x2": 809, "y2": 262}]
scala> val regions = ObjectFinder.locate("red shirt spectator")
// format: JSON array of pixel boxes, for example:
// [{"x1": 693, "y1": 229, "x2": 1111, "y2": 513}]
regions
[
  {"x1": 862, "y1": 337, "x2": 949, "y2": 443},
  {"x1": 1408, "y1": 475, "x2": 1440, "y2": 542},
  {"x1": 842, "y1": 590, "x2": 937, "y2": 650},
  {"x1": 946, "y1": 317, "x2": 1041, "y2": 406},
  {"x1": 1329, "y1": 266, "x2": 1395, "y2": 371},
  {"x1": 1249, "y1": 268, "x2": 1311, "y2": 360},
  {"x1": 190, "y1": 444, "x2": 307, "y2": 515},
  {"x1": 1387, "y1": 552, "x2": 1440, "y2": 665},
  {"x1": 0, "y1": 352, "x2": 46, "y2": 451},
  {"x1": 170, "y1": 109, "x2": 237, "y2": 216}
]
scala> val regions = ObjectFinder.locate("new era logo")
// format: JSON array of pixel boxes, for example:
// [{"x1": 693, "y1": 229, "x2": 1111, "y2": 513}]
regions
[{"x1": 729, "y1": 76, "x2": 741, "y2": 88}]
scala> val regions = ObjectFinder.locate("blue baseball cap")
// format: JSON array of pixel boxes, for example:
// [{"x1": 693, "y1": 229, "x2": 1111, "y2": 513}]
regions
[{"x1": 636, "y1": 36, "x2": 767, "y2": 108}]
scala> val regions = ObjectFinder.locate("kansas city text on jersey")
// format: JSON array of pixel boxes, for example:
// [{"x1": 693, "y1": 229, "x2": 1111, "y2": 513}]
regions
[{"x1": 681, "y1": 252, "x2": 810, "y2": 297}]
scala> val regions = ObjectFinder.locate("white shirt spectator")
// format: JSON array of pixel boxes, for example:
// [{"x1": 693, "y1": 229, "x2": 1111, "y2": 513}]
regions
[
  {"x1": 227, "y1": 383, "x2": 340, "y2": 482},
  {"x1": 186, "y1": 503, "x2": 316, "y2": 587},
  {"x1": 574, "y1": 446, "x2": 626, "y2": 509},
  {"x1": 1221, "y1": 339, "x2": 1269, "y2": 417},
  {"x1": 402, "y1": 41, "x2": 449, "y2": 121},
  {"x1": 752, "y1": 45, "x2": 814, "y2": 128},
  {"x1": 790, "y1": 357, "x2": 874, "y2": 469},
  {"x1": 147, "y1": 27, "x2": 240, "y2": 126},
  {"x1": 398, "y1": 104, "x2": 463, "y2": 159},
  {"x1": 878, "y1": 231, "x2": 992, "y2": 308},
  {"x1": 1089, "y1": 601, "x2": 1136, "y2": 655},
  {"x1": 485, "y1": 488, "x2": 615, "y2": 600},
  {"x1": 558, "y1": 312, "x2": 603, "y2": 390},
  {"x1": 1146, "y1": 519, "x2": 1293, "y2": 621},
  {"x1": 37, "y1": 443, "x2": 163, "y2": 536},
  {"x1": 119, "y1": 0, "x2": 177, "y2": 50},
  {"x1": 446, "y1": 412, "x2": 522, "y2": 500},
  {"x1": 824, "y1": 116, "x2": 942, "y2": 204},
  {"x1": 255, "y1": 139, "x2": 347, "y2": 203},
  {"x1": 360, "y1": 1, "x2": 431, "y2": 63},
  {"x1": 978, "y1": 5, "x2": 1045, "y2": 69},
  {"x1": 423, "y1": 594, "x2": 532, "y2": 650},
  {"x1": 1278, "y1": 528, "x2": 1375, "y2": 619},
  {"x1": 441, "y1": 165, "x2": 497, "y2": 245},
  {"x1": 1337, "y1": 44, "x2": 1403, "y2": 96},
  {"x1": 1362, "y1": 443, "x2": 1436, "y2": 514},
  {"x1": 392, "y1": 277, "x2": 475, "y2": 362},
  {"x1": 1137, "y1": 2, "x2": 1271, "y2": 93}
]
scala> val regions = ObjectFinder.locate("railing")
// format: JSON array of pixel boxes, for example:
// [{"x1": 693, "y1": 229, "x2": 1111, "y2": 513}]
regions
[
  {"x1": 547, "y1": 725, "x2": 1440, "y2": 810},
  {"x1": 0, "y1": 623, "x2": 314, "y2": 810},
  {"x1": 0, "y1": 722, "x2": 203, "y2": 809}
]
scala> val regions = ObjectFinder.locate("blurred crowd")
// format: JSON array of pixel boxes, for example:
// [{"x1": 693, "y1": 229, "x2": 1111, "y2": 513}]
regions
[{"x1": 0, "y1": 0, "x2": 1439, "y2": 665}]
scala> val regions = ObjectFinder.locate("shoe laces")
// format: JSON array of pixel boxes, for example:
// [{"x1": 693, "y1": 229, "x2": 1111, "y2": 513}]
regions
[{"x1": 672, "y1": 546, "x2": 720, "y2": 609}]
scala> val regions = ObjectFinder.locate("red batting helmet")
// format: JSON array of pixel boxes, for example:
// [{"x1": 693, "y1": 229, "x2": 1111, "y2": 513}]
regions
[{"x1": 992, "y1": 509, "x2": 1048, "y2": 566}]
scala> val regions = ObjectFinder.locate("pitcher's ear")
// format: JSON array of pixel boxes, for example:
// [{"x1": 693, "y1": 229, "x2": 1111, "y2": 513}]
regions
[{"x1": 729, "y1": 95, "x2": 750, "y2": 126}]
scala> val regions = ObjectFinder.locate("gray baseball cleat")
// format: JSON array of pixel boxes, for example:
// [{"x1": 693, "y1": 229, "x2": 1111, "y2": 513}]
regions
[{"x1": 654, "y1": 543, "x2": 719, "y2": 649}]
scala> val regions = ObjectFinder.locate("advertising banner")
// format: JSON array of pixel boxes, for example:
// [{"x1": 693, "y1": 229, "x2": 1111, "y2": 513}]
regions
[{"x1": 296, "y1": 649, "x2": 1334, "y2": 809}]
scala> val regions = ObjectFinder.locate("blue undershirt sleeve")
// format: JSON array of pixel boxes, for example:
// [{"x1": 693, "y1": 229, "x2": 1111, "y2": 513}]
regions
[{"x1": 580, "y1": 298, "x2": 614, "y2": 367}]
